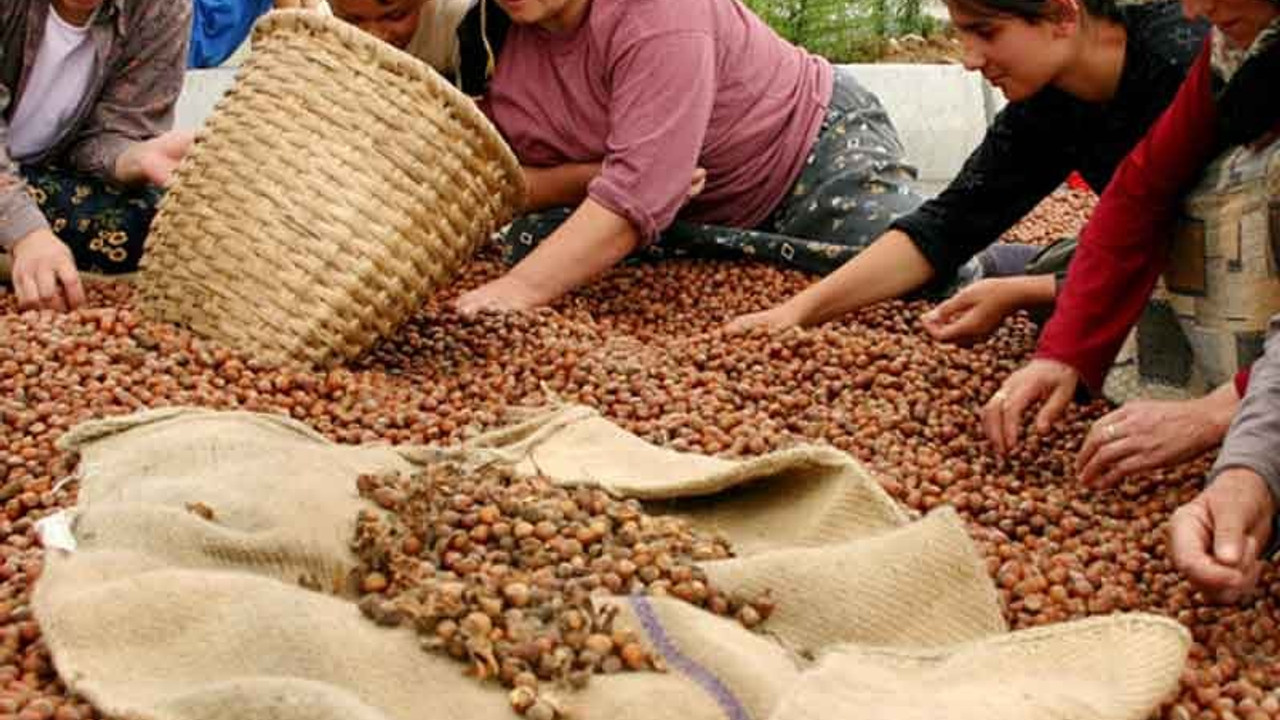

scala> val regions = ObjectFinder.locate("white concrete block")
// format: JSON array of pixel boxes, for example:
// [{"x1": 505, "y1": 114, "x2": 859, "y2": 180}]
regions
[
  {"x1": 175, "y1": 68, "x2": 239, "y2": 131},
  {"x1": 176, "y1": 63, "x2": 1002, "y2": 190},
  {"x1": 843, "y1": 63, "x2": 995, "y2": 185},
  {"x1": 984, "y1": 81, "x2": 1008, "y2": 121}
]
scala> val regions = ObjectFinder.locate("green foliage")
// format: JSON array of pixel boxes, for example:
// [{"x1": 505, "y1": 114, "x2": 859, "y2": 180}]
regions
[{"x1": 743, "y1": 0, "x2": 940, "y2": 62}]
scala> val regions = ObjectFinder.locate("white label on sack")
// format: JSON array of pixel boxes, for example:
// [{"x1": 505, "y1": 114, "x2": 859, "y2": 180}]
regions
[{"x1": 36, "y1": 511, "x2": 77, "y2": 553}]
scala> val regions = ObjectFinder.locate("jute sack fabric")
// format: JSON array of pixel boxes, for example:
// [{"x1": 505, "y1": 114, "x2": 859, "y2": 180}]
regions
[
  {"x1": 1137, "y1": 139, "x2": 1280, "y2": 394},
  {"x1": 137, "y1": 10, "x2": 525, "y2": 368},
  {"x1": 34, "y1": 406, "x2": 1189, "y2": 720}
]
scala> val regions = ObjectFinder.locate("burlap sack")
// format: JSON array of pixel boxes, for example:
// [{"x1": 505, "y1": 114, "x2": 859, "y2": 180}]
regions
[
  {"x1": 1137, "y1": 139, "x2": 1280, "y2": 394},
  {"x1": 33, "y1": 406, "x2": 1189, "y2": 720}
]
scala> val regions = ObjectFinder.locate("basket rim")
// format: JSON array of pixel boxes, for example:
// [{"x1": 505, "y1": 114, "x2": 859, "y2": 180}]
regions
[{"x1": 250, "y1": 9, "x2": 526, "y2": 205}]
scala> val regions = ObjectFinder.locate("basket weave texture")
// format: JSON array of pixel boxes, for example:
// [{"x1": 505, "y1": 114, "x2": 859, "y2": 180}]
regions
[{"x1": 137, "y1": 11, "x2": 525, "y2": 367}]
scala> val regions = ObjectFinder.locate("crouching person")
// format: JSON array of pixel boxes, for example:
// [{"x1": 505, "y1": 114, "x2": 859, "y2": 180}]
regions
[
  {"x1": 450, "y1": 0, "x2": 922, "y2": 313},
  {"x1": 2, "y1": 0, "x2": 193, "y2": 312},
  {"x1": 1170, "y1": 312, "x2": 1280, "y2": 604}
]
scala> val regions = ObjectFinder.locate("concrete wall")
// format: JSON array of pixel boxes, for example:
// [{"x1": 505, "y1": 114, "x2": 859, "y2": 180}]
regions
[
  {"x1": 175, "y1": 68, "x2": 238, "y2": 132},
  {"x1": 175, "y1": 62, "x2": 1005, "y2": 190},
  {"x1": 848, "y1": 63, "x2": 1003, "y2": 190}
]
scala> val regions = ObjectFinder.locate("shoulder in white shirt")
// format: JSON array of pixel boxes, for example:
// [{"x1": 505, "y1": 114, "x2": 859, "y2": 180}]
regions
[{"x1": 7, "y1": 6, "x2": 99, "y2": 162}]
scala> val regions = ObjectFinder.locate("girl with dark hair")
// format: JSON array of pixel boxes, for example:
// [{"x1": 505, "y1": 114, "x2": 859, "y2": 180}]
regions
[
  {"x1": 726, "y1": 0, "x2": 1229, "y2": 488},
  {"x1": 731, "y1": 0, "x2": 1206, "y2": 340}
]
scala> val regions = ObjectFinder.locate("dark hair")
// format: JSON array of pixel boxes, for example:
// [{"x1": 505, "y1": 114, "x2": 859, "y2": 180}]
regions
[
  {"x1": 945, "y1": 0, "x2": 1121, "y2": 23},
  {"x1": 1217, "y1": 30, "x2": 1280, "y2": 147},
  {"x1": 456, "y1": 0, "x2": 511, "y2": 96}
]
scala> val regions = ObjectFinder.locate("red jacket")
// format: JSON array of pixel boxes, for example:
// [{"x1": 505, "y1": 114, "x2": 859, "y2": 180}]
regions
[{"x1": 1036, "y1": 42, "x2": 1258, "y2": 396}]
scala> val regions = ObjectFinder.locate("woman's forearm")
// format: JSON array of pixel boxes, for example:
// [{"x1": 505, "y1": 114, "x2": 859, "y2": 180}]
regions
[
  {"x1": 522, "y1": 163, "x2": 602, "y2": 212},
  {"x1": 505, "y1": 197, "x2": 639, "y2": 304},
  {"x1": 1005, "y1": 273, "x2": 1057, "y2": 307},
  {"x1": 783, "y1": 230, "x2": 936, "y2": 326}
]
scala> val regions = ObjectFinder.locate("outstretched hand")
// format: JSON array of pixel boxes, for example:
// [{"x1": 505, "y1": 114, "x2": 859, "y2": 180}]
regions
[
  {"x1": 922, "y1": 278, "x2": 1024, "y2": 345},
  {"x1": 455, "y1": 275, "x2": 544, "y2": 315},
  {"x1": 10, "y1": 229, "x2": 85, "y2": 313},
  {"x1": 725, "y1": 302, "x2": 804, "y2": 334},
  {"x1": 981, "y1": 358, "x2": 1080, "y2": 455},
  {"x1": 1169, "y1": 469, "x2": 1275, "y2": 604},
  {"x1": 1076, "y1": 393, "x2": 1233, "y2": 488},
  {"x1": 115, "y1": 130, "x2": 195, "y2": 188}
]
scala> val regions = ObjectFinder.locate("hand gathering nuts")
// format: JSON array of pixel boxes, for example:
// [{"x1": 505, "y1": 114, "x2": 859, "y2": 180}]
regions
[
  {"x1": 351, "y1": 465, "x2": 773, "y2": 716},
  {"x1": 3, "y1": 192, "x2": 1280, "y2": 719}
]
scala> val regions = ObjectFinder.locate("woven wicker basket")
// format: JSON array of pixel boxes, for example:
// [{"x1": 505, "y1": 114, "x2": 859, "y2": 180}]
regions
[{"x1": 137, "y1": 11, "x2": 525, "y2": 367}]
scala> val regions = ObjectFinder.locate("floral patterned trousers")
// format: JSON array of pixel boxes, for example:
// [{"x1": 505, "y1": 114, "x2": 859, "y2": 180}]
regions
[
  {"x1": 19, "y1": 165, "x2": 160, "y2": 274},
  {"x1": 498, "y1": 66, "x2": 925, "y2": 276}
]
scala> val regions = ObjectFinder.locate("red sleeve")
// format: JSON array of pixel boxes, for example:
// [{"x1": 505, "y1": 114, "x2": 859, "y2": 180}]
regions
[{"x1": 1035, "y1": 44, "x2": 1221, "y2": 393}]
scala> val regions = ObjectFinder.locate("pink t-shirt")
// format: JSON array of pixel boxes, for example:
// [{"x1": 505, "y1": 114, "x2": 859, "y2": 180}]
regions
[{"x1": 479, "y1": 0, "x2": 834, "y2": 244}]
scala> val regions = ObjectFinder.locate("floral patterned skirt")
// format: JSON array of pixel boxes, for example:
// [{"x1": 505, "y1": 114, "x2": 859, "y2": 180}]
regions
[
  {"x1": 498, "y1": 66, "x2": 925, "y2": 277},
  {"x1": 20, "y1": 165, "x2": 160, "y2": 274}
]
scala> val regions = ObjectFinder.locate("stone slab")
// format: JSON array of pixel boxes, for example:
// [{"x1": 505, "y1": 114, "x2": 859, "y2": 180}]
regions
[
  {"x1": 175, "y1": 67, "x2": 238, "y2": 132},
  {"x1": 176, "y1": 63, "x2": 1000, "y2": 185},
  {"x1": 841, "y1": 63, "x2": 998, "y2": 186}
]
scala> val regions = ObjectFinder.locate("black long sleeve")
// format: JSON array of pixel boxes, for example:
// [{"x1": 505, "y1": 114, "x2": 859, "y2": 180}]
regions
[{"x1": 888, "y1": 0, "x2": 1207, "y2": 281}]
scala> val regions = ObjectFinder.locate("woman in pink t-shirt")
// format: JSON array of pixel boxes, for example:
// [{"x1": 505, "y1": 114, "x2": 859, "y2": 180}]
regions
[{"x1": 455, "y1": 0, "x2": 922, "y2": 313}]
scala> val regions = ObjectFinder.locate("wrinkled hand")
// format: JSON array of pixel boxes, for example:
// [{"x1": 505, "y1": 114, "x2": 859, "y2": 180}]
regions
[
  {"x1": 275, "y1": 0, "x2": 323, "y2": 8},
  {"x1": 725, "y1": 302, "x2": 804, "y2": 334},
  {"x1": 982, "y1": 358, "x2": 1079, "y2": 455},
  {"x1": 115, "y1": 130, "x2": 195, "y2": 188},
  {"x1": 1169, "y1": 468, "x2": 1275, "y2": 604},
  {"x1": 455, "y1": 275, "x2": 544, "y2": 315},
  {"x1": 922, "y1": 278, "x2": 1023, "y2": 345},
  {"x1": 1077, "y1": 398, "x2": 1229, "y2": 488},
  {"x1": 9, "y1": 229, "x2": 85, "y2": 312}
]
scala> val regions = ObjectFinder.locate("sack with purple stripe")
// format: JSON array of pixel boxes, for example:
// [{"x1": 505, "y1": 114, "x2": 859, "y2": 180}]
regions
[{"x1": 35, "y1": 407, "x2": 1186, "y2": 720}]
